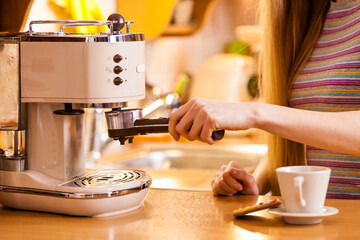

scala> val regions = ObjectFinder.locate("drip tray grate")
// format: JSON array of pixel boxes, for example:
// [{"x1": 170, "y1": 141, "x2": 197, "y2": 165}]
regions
[{"x1": 62, "y1": 169, "x2": 145, "y2": 188}]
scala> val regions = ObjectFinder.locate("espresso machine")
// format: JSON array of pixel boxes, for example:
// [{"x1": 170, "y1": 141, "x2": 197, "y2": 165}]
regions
[
  {"x1": 0, "y1": 13, "x2": 157, "y2": 217},
  {"x1": 0, "y1": 13, "x2": 224, "y2": 217}
]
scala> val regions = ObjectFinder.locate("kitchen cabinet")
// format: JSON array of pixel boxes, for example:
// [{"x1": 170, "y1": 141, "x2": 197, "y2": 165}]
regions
[
  {"x1": 0, "y1": 0, "x2": 33, "y2": 33},
  {"x1": 117, "y1": 0, "x2": 217, "y2": 39}
]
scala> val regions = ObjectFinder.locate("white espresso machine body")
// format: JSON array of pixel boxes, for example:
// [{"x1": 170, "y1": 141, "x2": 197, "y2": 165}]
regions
[{"x1": 20, "y1": 41, "x2": 145, "y2": 103}]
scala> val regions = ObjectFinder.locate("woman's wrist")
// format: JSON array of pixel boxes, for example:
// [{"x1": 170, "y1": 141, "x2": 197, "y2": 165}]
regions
[{"x1": 248, "y1": 102, "x2": 265, "y2": 130}]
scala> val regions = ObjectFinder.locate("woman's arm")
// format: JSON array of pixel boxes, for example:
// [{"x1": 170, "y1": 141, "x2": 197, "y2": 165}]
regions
[
  {"x1": 252, "y1": 156, "x2": 270, "y2": 195},
  {"x1": 169, "y1": 98, "x2": 360, "y2": 156},
  {"x1": 254, "y1": 102, "x2": 360, "y2": 156}
]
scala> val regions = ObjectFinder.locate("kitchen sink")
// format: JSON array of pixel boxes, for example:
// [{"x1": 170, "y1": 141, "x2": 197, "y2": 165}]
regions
[{"x1": 97, "y1": 142, "x2": 267, "y2": 172}]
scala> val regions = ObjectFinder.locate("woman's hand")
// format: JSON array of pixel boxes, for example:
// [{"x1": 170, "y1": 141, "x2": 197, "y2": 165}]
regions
[
  {"x1": 168, "y1": 98, "x2": 256, "y2": 144},
  {"x1": 211, "y1": 161, "x2": 259, "y2": 196}
]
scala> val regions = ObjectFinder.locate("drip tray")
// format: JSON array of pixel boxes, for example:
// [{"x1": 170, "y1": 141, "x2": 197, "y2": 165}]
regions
[{"x1": 61, "y1": 169, "x2": 146, "y2": 188}]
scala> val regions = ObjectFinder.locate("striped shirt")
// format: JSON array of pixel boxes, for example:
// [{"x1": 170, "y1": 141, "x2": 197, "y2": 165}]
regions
[{"x1": 289, "y1": 0, "x2": 360, "y2": 199}]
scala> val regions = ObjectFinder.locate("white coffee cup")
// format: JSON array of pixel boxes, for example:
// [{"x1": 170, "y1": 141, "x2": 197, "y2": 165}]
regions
[{"x1": 276, "y1": 166, "x2": 331, "y2": 214}]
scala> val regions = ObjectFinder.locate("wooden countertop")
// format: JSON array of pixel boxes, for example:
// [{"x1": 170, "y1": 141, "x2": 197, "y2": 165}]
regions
[
  {"x1": 144, "y1": 168, "x2": 216, "y2": 190},
  {"x1": 0, "y1": 189, "x2": 358, "y2": 240}
]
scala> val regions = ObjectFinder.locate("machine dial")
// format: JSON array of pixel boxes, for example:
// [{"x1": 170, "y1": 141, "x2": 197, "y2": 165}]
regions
[
  {"x1": 113, "y1": 77, "x2": 123, "y2": 86},
  {"x1": 113, "y1": 65, "x2": 123, "y2": 74},
  {"x1": 113, "y1": 54, "x2": 123, "y2": 63}
]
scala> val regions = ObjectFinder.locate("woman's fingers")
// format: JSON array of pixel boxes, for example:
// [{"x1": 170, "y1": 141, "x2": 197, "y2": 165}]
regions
[
  {"x1": 212, "y1": 178, "x2": 238, "y2": 196},
  {"x1": 169, "y1": 98, "x2": 221, "y2": 143},
  {"x1": 230, "y1": 168, "x2": 259, "y2": 195},
  {"x1": 188, "y1": 109, "x2": 208, "y2": 141},
  {"x1": 174, "y1": 114, "x2": 195, "y2": 141},
  {"x1": 212, "y1": 164, "x2": 243, "y2": 196},
  {"x1": 212, "y1": 161, "x2": 259, "y2": 196},
  {"x1": 222, "y1": 170, "x2": 243, "y2": 191},
  {"x1": 169, "y1": 100, "x2": 195, "y2": 140},
  {"x1": 169, "y1": 112, "x2": 182, "y2": 141},
  {"x1": 169, "y1": 98, "x2": 257, "y2": 143},
  {"x1": 200, "y1": 115, "x2": 218, "y2": 144}
]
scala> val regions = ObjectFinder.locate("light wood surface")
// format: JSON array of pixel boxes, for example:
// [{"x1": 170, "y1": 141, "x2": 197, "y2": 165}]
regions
[
  {"x1": 0, "y1": 189, "x2": 358, "y2": 240},
  {"x1": 146, "y1": 168, "x2": 216, "y2": 190}
]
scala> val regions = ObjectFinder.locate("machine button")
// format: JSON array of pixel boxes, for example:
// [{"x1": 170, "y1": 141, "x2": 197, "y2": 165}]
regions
[
  {"x1": 136, "y1": 64, "x2": 145, "y2": 73},
  {"x1": 113, "y1": 54, "x2": 123, "y2": 63},
  {"x1": 113, "y1": 65, "x2": 123, "y2": 74},
  {"x1": 113, "y1": 77, "x2": 123, "y2": 86}
]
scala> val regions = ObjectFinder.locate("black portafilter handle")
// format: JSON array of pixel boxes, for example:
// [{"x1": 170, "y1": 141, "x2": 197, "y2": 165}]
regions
[
  {"x1": 134, "y1": 117, "x2": 225, "y2": 141},
  {"x1": 107, "y1": 117, "x2": 225, "y2": 144}
]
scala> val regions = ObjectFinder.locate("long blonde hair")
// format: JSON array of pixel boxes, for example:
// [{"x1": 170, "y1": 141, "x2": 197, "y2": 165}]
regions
[{"x1": 259, "y1": 0, "x2": 330, "y2": 195}]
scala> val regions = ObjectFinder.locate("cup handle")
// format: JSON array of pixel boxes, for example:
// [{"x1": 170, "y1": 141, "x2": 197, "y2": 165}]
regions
[{"x1": 294, "y1": 176, "x2": 306, "y2": 208}]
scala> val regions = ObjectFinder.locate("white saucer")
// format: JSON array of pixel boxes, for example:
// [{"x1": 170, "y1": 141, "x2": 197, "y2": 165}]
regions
[{"x1": 268, "y1": 206, "x2": 339, "y2": 225}]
